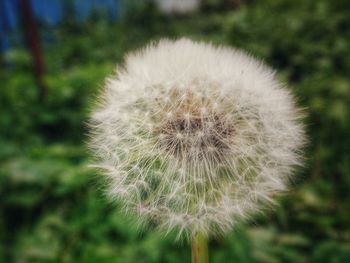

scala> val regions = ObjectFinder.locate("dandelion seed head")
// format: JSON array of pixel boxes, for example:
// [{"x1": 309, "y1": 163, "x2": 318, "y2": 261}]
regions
[{"x1": 89, "y1": 39, "x2": 305, "y2": 239}]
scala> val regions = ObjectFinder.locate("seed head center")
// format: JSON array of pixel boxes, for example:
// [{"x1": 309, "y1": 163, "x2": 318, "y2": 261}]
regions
[{"x1": 157, "y1": 111, "x2": 234, "y2": 160}]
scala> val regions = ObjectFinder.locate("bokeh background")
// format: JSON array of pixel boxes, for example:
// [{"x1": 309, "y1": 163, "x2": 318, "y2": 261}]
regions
[{"x1": 1, "y1": 0, "x2": 350, "y2": 262}]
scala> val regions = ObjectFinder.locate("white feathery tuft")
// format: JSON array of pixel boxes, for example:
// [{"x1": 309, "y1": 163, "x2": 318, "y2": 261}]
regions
[{"x1": 89, "y1": 39, "x2": 306, "y2": 239}]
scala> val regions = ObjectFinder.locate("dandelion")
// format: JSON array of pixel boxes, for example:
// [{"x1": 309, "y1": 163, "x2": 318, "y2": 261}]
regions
[{"x1": 89, "y1": 39, "x2": 305, "y2": 262}]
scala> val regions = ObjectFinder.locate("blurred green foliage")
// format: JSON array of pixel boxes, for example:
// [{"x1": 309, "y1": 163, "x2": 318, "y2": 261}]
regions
[{"x1": 1, "y1": 0, "x2": 350, "y2": 262}]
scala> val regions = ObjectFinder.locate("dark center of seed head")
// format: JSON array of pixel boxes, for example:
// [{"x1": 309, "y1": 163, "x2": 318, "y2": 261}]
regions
[{"x1": 158, "y1": 113, "x2": 234, "y2": 160}]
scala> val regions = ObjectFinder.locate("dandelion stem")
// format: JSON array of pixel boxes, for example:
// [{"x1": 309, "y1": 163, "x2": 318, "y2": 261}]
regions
[{"x1": 191, "y1": 232, "x2": 209, "y2": 263}]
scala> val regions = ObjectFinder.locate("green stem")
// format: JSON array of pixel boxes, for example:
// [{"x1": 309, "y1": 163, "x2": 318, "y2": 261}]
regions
[{"x1": 191, "y1": 233, "x2": 209, "y2": 263}]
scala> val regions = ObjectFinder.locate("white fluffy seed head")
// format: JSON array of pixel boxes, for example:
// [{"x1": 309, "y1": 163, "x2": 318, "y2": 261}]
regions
[{"x1": 89, "y1": 39, "x2": 306, "y2": 239}]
